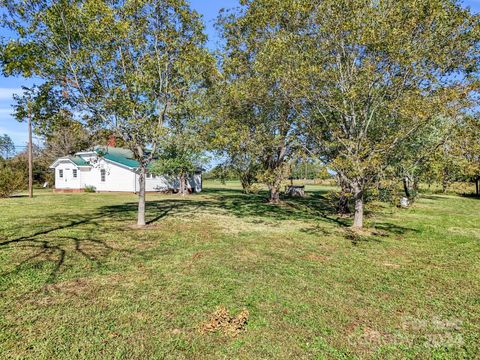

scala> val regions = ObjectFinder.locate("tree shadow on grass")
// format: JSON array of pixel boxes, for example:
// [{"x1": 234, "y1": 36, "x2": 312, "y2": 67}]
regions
[
  {"x1": 373, "y1": 222, "x2": 417, "y2": 235},
  {"x1": 0, "y1": 213, "x2": 134, "y2": 289},
  {"x1": 100, "y1": 188, "x2": 416, "y2": 238},
  {"x1": 459, "y1": 193, "x2": 480, "y2": 200},
  {"x1": 0, "y1": 188, "x2": 416, "y2": 290},
  {"x1": 419, "y1": 194, "x2": 446, "y2": 201},
  {"x1": 98, "y1": 188, "x2": 350, "y2": 228}
]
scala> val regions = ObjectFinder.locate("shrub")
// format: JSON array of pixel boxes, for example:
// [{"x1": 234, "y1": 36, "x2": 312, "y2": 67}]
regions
[
  {"x1": 0, "y1": 161, "x2": 24, "y2": 198},
  {"x1": 326, "y1": 190, "x2": 353, "y2": 214},
  {"x1": 84, "y1": 185, "x2": 96, "y2": 193}
]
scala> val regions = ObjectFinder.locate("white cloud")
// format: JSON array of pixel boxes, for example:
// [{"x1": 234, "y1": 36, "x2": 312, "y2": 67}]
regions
[
  {"x1": 0, "y1": 87, "x2": 22, "y2": 101},
  {"x1": 0, "y1": 108, "x2": 13, "y2": 116}
]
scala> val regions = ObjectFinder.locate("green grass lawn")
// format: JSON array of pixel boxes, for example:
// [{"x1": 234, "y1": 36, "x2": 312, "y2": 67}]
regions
[{"x1": 0, "y1": 183, "x2": 479, "y2": 359}]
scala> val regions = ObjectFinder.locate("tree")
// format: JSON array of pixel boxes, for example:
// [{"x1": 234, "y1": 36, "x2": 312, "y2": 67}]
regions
[
  {"x1": 13, "y1": 84, "x2": 73, "y2": 137},
  {"x1": 0, "y1": 134, "x2": 14, "y2": 159},
  {"x1": 0, "y1": 158, "x2": 24, "y2": 197},
  {"x1": 457, "y1": 116, "x2": 480, "y2": 196},
  {"x1": 207, "y1": 115, "x2": 263, "y2": 193},
  {"x1": 393, "y1": 116, "x2": 453, "y2": 200},
  {"x1": 290, "y1": 158, "x2": 331, "y2": 181},
  {"x1": 299, "y1": 0, "x2": 479, "y2": 227},
  {"x1": 214, "y1": 1, "x2": 309, "y2": 203},
  {"x1": 152, "y1": 146, "x2": 206, "y2": 195},
  {"x1": 228, "y1": 152, "x2": 262, "y2": 194},
  {"x1": 42, "y1": 123, "x2": 92, "y2": 160},
  {"x1": 1, "y1": 0, "x2": 212, "y2": 226},
  {"x1": 151, "y1": 113, "x2": 208, "y2": 196},
  {"x1": 7, "y1": 144, "x2": 49, "y2": 186}
]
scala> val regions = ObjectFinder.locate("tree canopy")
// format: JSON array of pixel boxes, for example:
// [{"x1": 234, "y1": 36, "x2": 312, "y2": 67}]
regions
[
  {"x1": 0, "y1": 134, "x2": 15, "y2": 159},
  {"x1": 1, "y1": 0, "x2": 479, "y2": 228},
  {"x1": 297, "y1": 0, "x2": 479, "y2": 227},
  {"x1": 2, "y1": 0, "x2": 214, "y2": 225}
]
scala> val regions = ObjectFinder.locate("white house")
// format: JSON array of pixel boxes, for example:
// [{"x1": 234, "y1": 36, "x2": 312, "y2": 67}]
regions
[{"x1": 50, "y1": 146, "x2": 202, "y2": 193}]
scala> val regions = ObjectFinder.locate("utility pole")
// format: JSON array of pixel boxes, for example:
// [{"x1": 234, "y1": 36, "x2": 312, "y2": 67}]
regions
[{"x1": 28, "y1": 106, "x2": 33, "y2": 198}]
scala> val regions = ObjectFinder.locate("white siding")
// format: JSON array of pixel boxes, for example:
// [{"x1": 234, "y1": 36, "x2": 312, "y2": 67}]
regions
[
  {"x1": 135, "y1": 174, "x2": 201, "y2": 193},
  {"x1": 83, "y1": 158, "x2": 136, "y2": 192},
  {"x1": 53, "y1": 153, "x2": 202, "y2": 193},
  {"x1": 54, "y1": 161, "x2": 81, "y2": 189},
  {"x1": 136, "y1": 174, "x2": 174, "y2": 192},
  {"x1": 191, "y1": 173, "x2": 202, "y2": 193},
  {"x1": 79, "y1": 168, "x2": 93, "y2": 188}
]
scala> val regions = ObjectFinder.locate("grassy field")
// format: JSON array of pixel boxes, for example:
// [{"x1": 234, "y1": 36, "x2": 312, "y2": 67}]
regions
[{"x1": 0, "y1": 182, "x2": 479, "y2": 359}]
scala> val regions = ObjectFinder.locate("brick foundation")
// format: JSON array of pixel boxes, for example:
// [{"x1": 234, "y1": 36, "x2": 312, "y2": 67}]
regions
[{"x1": 53, "y1": 188, "x2": 85, "y2": 193}]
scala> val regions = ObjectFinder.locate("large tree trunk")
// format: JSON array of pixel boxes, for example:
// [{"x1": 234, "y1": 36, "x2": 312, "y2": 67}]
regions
[
  {"x1": 268, "y1": 185, "x2": 281, "y2": 204},
  {"x1": 442, "y1": 177, "x2": 448, "y2": 193},
  {"x1": 352, "y1": 182, "x2": 364, "y2": 229},
  {"x1": 403, "y1": 176, "x2": 411, "y2": 198},
  {"x1": 475, "y1": 177, "x2": 479, "y2": 197},
  {"x1": 137, "y1": 165, "x2": 146, "y2": 227}
]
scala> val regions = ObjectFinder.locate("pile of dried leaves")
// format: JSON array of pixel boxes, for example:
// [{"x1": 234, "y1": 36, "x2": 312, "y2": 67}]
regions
[{"x1": 201, "y1": 305, "x2": 249, "y2": 337}]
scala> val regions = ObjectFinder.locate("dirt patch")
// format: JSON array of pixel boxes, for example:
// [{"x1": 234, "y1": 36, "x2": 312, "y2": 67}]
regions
[
  {"x1": 44, "y1": 277, "x2": 98, "y2": 296},
  {"x1": 347, "y1": 324, "x2": 396, "y2": 354},
  {"x1": 305, "y1": 253, "x2": 329, "y2": 262},
  {"x1": 192, "y1": 252, "x2": 205, "y2": 261},
  {"x1": 201, "y1": 305, "x2": 249, "y2": 337},
  {"x1": 29, "y1": 273, "x2": 129, "y2": 306}
]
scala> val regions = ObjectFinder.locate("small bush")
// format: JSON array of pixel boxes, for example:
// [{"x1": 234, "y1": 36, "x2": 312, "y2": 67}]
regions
[
  {"x1": 84, "y1": 185, "x2": 96, "y2": 193},
  {"x1": 326, "y1": 190, "x2": 353, "y2": 214},
  {"x1": 244, "y1": 183, "x2": 262, "y2": 194},
  {"x1": 0, "y1": 162, "x2": 24, "y2": 198}
]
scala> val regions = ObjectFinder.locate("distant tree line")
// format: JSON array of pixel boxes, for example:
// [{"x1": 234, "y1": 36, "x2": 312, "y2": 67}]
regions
[{"x1": 1, "y1": 0, "x2": 479, "y2": 228}]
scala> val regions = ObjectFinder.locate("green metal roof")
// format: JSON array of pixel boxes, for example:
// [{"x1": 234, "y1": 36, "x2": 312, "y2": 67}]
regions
[
  {"x1": 68, "y1": 156, "x2": 91, "y2": 167},
  {"x1": 94, "y1": 146, "x2": 140, "y2": 169}
]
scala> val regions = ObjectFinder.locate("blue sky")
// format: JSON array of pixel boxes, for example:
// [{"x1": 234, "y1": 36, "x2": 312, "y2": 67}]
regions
[{"x1": 0, "y1": 0, "x2": 479, "y2": 148}]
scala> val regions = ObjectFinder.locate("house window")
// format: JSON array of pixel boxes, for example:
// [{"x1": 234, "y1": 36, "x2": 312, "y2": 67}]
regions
[
  {"x1": 73, "y1": 169, "x2": 78, "y2": 178},
  {"x1": 59, "y1": 169, "x2": 63, "y2": 178},
  {"x1": 101, "y1": 169, "x2": 106, "y2": 182}
]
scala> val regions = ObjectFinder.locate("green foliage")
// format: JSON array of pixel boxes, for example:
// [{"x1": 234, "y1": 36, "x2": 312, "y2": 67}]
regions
[
  {"x1": 386, "y1": 116, "x2": 452, "y2": 198},
  {"x1": 12, "y1": 84, "x2": 76, "y2": 138},
  {"x1": 203, "y1": 165, "x2": 237, "y2": 182},
  {"x1": 84, "y1": 185, "x2": 96, "y2": 193},
  {"x1": 0, "y1": 134, "x2": 15, "y2": 159},
  {"x1": 297, "y1": 0, "x2": 479, "y2": 226},
  {"x1": 42, "y1": 122, "x2": 93, "y2": 162},
  {"x1": 417, "y1": 115, "x2": 480, "y2": 193},
  {"x1": 1, "y1": 0, "x2": 214, "y2": 223},
  {"x1": 290, "y1": 160, "x2": 331, "y2": 180},
  {"x1": 152, "y1": 148, "x2": 204, "y2": 178},
  {"x1": 213, "y1": 1, "x2": 308, "y2": 200},
  {"x1": 151, "y1": 107, "x2": 209, "y2": 194},
  {"x1": 0, "y1": 159, "x2": 24, "y2": 197},
  {"x1": 452, "y1": 115, "x2": 480, "y2": 182},
  {"x1": 2, "y1": 0, "x2": 213, "y2": 160},
  {"x1": 1, "y1": 0, "x2": 479, "y2": 226},
  {"x1": 5, "y1": 145, "x2": 51, "y2": 187}
]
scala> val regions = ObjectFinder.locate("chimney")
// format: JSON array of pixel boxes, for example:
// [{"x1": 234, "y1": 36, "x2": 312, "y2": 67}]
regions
[{"x1": 107, "y1": 135, "x2": 116, "y2": 147}]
